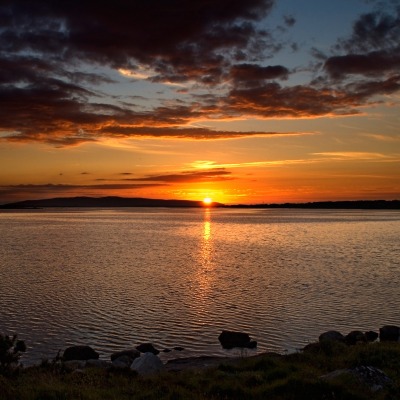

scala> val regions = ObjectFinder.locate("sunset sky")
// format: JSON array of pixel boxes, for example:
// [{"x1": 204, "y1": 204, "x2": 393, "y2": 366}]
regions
[{"x1": 1, "y1": 0, "x2": 399, "y2": 204}]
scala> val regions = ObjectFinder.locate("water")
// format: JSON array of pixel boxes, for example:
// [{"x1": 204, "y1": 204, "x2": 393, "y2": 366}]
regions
[{"x1": 0, "y1": 208, "x2": 399, "y2": 365}]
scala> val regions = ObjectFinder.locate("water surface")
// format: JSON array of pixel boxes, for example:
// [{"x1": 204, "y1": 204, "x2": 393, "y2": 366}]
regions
[{"x1": 0, "y1": 208, "x2": 399, "y2": 364}]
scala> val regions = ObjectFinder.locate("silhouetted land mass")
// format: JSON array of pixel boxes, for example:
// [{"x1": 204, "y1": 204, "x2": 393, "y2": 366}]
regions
[
  {"x1": 0, "y1": 196, "x2": 399, "y2": 209},
  {"x1": 0, "y1": 196, "x2": 215, "y2": 209},
  {"x1": 225, "y1": 199, "x2": 400, "y2": 210}
]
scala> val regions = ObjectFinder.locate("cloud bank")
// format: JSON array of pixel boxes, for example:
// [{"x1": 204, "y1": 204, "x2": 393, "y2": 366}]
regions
[{"x1": 0, "y1": 1, "x2": 399, "y2": 145}]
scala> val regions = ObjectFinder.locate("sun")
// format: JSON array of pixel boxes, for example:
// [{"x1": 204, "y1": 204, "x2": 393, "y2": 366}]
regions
[{"x1": 203, "y1": 197, "x2": 213, "y2": 206}]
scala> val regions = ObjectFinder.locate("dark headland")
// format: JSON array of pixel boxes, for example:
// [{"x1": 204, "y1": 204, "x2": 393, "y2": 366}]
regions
[{"x1": 0, "y1": 196, "x2": 399, "y2": 209}]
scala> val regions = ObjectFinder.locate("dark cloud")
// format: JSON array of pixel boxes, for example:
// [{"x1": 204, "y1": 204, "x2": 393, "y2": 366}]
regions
[
  {"x1": 1, "y1": 0, "x2": 275, "y2": 82},
  {"x1": 1, "y1": 1, "x2": 400, "y2": 145},
  {"x1": 325, "y1": 8, "x2": 400, "y2": 79},
  {"x1": 229, "y1": 64, "x2": 289, "y2": 87},
  {"x1": 226, "y1": 83, "x2": 362, "y2": 117},
  {"x1": 123, "y1": 169, "x2": 233, "y2": 183},
  {"x1": 325, "y1": 50, "x2": 400, "y2": 78}
]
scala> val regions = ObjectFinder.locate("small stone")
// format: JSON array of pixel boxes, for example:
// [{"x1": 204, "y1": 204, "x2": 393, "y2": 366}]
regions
[
  {"x1": 85, "y1": 359, "x2": 111, "y2": 369},
  {"x1": 112, "y1": 355, "x2": 132, "y2": 368},
  {"x1": 111, "y1": 349, "x2": 140, "y2": 362},
  {"x1": 63, "y1": 360, "x2": 86, "y2": 371},
  {"x1": 136, "y1": 343, "x2": 160, "y2": 355}
]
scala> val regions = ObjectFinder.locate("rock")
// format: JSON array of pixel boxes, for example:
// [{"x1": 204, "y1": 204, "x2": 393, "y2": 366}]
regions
[
  {"x1": 351, "y1": 366, "x2": 392, "y2": 392},
  {"x1": 318, "y1": 330, "x2": 345, "y2": 343},
  {"x1": 112, "y1": 355, "x2": 132, "y2": 368},
  {"x1": 379, "y1": 325, "x2": 400, "y2": 342},
  {"x1": 321, "y1": 366, "x2": 392, "y2": 392},
  {"x1": 130, "y1": 352, "x2": 165, "y2": 376},
  {"x1": 303, "y1": 342, "x2": 320, "y2": 353},
  {"x1": 110, "y1": 349, "x2": 140, "y2": 362},
  {"x1": 365, "y1": 331, "x2": 378, "y2": 342},
  {"x1": 345, "y1": 330, "x2": 367, "y2": 345},
  {"x1": 63, "y1": 345, "x2": 99, "y2": 361},
  {"x1": 136, "y1": 343, "x2": 160, "y2": 355},
  {"x1": 63, "y1": 360, "x2": 86, "y2": 371},
  {"x1": 85, "y1": 359, "x2": 111, "y2": 369},
  {"x1": 218, "y1": 330, "x2": 256, "y2": 349}
]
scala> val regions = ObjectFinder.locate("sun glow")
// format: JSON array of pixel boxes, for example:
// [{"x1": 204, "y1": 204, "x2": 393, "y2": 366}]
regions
[{"x1": 203, "y1": 197, "x2": 213, "y2": 205}]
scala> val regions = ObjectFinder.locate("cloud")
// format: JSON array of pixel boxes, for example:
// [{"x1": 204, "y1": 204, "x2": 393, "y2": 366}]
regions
[
  {"x1": 1, "y1": 1, "x2": 400, "y2": 146},
  {"x1": 122, "y1": 169, "x2": 233, "y2": 183},
  {"x1": 325, "y1": 7, "x2": 400, "y2": 79},
  {"x1": 312, "y1": 152, "x2": 397, "y2": 161}
]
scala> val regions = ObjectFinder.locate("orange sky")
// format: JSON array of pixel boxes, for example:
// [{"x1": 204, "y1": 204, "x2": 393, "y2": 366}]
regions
[{"x1": 0, "y1": 0, "x2": 399, "y2": 204}]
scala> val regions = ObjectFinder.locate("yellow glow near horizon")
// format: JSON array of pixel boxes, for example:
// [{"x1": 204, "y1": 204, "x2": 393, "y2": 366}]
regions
[{"x1": 203, "y1": 197, "x2": 213, "y2": 205}]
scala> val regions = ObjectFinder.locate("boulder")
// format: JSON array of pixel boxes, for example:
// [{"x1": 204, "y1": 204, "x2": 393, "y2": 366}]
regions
[
  {"x1": 365, "y1": 331, "x2": 378, "y2": 342},
  {"x1": 136, "y1": 343, "x2": 160, "y2": 355},
  {"x1": 379, "y1": 325, "x2": 400, "y2": 342},
  {"x1": 85, "y1": 359, "x2": 111, "y2": 369},
  {"x1": 130, "y1": 352, "x2": 165, "y2": 376},
  {"x1": 63, "y1": 345, "x2": 99, "y2": 361},
  {"x1": 111, "y1": 349, "x2": 140, "y2": 362},
  {"x1": 218, "y1": 330, "x2": 257, "y2": 349},
  {"x1": 345, "y1": 331, "x2": 367, "y2": 345},
  {"x1": 320, "y1": 366, "x2": 392, "y2": 392},
  {"x1": 351, "y1": 366, "x2": 392, "y2": 392},
  {"x1": 63, "y1": 360, "x2": 86, "y2": 371},
  {"x1": 318, "y1": 331, "x2": 345, "y2": 343},
  {"x1": 112, "y1": 355, "x2": 132, "y2": 368}
]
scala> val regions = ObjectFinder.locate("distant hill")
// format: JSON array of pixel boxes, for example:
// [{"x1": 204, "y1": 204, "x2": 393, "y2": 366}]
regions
[
  {"x1": 226, "y1": 199, "x2": 400, "y2": 210},
  {"x1": 0, "y1": 196, "x2": 223, "y2": 209},
  {"x1": 0, "y1": 196, "x2": 398, "y2": 209}
]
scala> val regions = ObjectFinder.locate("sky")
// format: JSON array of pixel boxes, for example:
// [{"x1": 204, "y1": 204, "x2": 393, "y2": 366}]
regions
[{"x1": 0, "y1": 0, "x2": 399, "y2": 205}]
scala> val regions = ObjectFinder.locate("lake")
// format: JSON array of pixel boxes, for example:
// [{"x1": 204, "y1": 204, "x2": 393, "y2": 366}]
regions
[{"x1": 0, "y1": 208, "x2": 399, "y2": 365}]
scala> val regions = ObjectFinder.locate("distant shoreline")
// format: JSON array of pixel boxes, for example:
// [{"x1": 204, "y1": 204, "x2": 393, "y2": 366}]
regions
[{"x1": 0, "y1": 196, "x2": 399, "y2": 210}]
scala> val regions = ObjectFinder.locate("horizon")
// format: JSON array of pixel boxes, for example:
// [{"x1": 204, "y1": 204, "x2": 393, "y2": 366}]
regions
[
  {"x1": 1, "y1": 194, "x2": 399, "y2": 208},
  {"x1": 1, "y1": 0, "x2": 400, "y2": 204}
]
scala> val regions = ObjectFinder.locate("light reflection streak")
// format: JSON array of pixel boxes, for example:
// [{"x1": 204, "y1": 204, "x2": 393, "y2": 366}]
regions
[{"x1": 194, "y1": 208, "x2": 215, "y2": 308}]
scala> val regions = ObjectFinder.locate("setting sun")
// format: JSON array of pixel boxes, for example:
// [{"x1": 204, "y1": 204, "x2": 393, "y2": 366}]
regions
[{"x1": 203, "y1": 197, "x2": 213, "y2": 205}]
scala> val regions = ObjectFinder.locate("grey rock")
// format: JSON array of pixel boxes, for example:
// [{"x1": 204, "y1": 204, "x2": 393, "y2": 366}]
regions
[
  {"x1": 321, "y1": 366, "x2": 392, "y2": 392},
  {"x1": 63, "y1": 345, "x2": 99, "y2": 361},
  {"x1": 85, "y1": 359, "x2": 112, "y2": 369},
  {"x1": 379, "y1": 325, "x2": 400, "y2": 342},
  {"x1": 318, "y1": 330, "x2": 345, "y2": 343},
  {"x1": 63, "y1": 360, "x2": 86, "y2": 371},
  {"x1": 110, "y1": 349, "x2": 140, "y2": 362},
  {"x1": 351, "y1": 366, "x2": 392, "y2": 392},
  {"x1": 112, "y1": 355, "x2": 132, "y2": 368},
  {"x1": 130, "y1": 352, "x2": 165, "y2": 376}
]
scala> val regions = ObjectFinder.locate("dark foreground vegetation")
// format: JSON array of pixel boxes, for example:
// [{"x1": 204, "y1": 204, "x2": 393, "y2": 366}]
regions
[{"x1": 1, "y1": 341, "x2": 399, "y2": 400}]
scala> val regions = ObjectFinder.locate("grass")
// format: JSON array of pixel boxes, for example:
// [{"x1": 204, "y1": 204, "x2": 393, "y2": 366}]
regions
[{"x1": 0, "y1": 342, "x2": 399, "y2": 400}]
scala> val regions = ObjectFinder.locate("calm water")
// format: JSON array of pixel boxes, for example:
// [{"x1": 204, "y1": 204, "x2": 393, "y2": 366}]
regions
[{"x1": 0, "y1": 208, "x2": 399, "y2": 365}]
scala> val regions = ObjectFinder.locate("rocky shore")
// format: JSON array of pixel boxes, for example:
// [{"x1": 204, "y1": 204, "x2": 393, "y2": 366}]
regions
[{"x1": 30, "y1": 325, "x2": 399, "y2": 377}]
